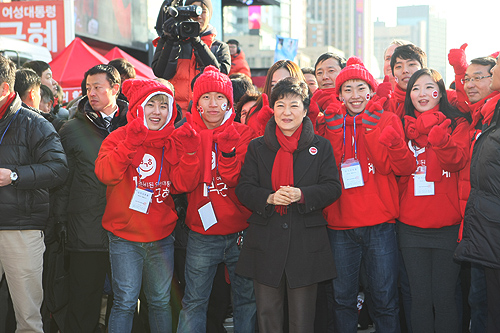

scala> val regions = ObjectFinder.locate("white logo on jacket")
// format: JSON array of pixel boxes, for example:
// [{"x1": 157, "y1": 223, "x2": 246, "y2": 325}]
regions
[{"x1": 139, "y1": 154, "x2": 156, "y2": 179}]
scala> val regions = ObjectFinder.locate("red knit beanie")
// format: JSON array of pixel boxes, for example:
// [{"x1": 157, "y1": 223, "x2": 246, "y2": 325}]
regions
[
  {"x1": 192, "y1": 65, "x2": 233, "y2": 112},
  {"x1": 122, "y1": 79, "x2": 175, "y2": 123},
  {"x1": 335, "y1": 56, "x2": 378, "y2": 96}
]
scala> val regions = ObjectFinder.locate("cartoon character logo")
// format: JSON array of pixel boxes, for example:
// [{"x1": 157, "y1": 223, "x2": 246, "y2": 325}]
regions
[{"x1": 138, "y1": 154, "x2": 156, "y2": 179}]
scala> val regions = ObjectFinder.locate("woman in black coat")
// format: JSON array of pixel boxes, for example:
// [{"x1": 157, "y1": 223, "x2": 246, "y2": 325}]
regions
[{"x1": 235, "y1": 77, "x2": 341, "y2": 333}]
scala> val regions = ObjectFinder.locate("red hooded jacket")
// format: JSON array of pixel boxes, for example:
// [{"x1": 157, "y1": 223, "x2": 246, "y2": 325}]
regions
[
  {"x1": 322, "y1": 107, "x2": 415, "y2": 230},
  {"x1": 174, "y1": 109, "x2": 256, "y2": 235},
  {"x1": 95, "y1": 86, "x2": 199, "y2": 242}
]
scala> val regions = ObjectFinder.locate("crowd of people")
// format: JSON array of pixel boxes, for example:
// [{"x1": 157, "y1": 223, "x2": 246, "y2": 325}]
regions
[{"x1": 1, "y1": 0, "x2": 500, "y2": 332}]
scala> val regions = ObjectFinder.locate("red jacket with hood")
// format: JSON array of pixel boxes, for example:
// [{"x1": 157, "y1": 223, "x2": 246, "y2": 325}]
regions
[
  {"x1": 322, "y1": 106, "x2": 415, "y2": 230},
  {"x1": 397, "y1": 111, "x2": 470, "y2": 229},
  {"x1": 95, "y1": 82, "x2": 199, "y2": 242},
  {"x1": 174, "y1": 107, "x2": 255, "y2": 235}
]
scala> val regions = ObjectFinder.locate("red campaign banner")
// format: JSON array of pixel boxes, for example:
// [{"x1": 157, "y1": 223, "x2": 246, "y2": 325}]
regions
[{"x1": 0, "y1": 0, "x2": 66, "y2": 58}]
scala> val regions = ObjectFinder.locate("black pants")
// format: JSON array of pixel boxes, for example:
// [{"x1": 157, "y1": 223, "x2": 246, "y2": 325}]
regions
[
  {"x1": 401, "y1": 247, "x2": 460, "y2": 333},
  {"x1": 64, "y1": 251, "x2": 110, "y2": 333},
  {"x1": 254, "y1": 276, "x2": 317, "y2": 333},
  {"x1": 485, "y1": 267, "x2": 500, "y2": 333}
]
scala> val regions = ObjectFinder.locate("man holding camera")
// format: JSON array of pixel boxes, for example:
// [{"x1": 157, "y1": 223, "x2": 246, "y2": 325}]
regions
[{"x1": 152, "y1": 0, "x2": 230, "y2": 117}]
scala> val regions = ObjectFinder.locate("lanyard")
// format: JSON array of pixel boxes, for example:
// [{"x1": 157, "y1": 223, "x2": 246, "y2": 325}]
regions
[
  {"x1": 408, "y1": 140, "x2": 425, "y2": 165},
  {"x1": 342, "y1": 114, "x2": 360, "y2": 162},
  {"x1": 0, "y1": 108, "x2": 21, "y2": 145},
  {"x1": 137, "y1": 146, "x2": 165, "y2": 187}
]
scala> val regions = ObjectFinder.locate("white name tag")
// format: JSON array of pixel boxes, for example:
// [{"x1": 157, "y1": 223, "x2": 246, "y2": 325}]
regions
[
  {"x1": 341, "y1": 158, "x2": 364, "y2": 189},
  {"x1": 199, "y1": 201, "x2": 218, "y2": 231},
  {"x1": 129, "y1": 187, "x2": 153, "y2": 214},
  {"x1": 414, "y1": 167, "x2": 434, "y2": 196}
]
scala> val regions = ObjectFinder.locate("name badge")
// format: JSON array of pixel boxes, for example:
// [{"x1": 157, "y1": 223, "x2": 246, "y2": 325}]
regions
[
  {"x1": 341, "y1": 158, "x2": 364, "y2": 189},
  {"x1": 198, "y1": 201, "x2": 218, "y2": 231},
  {"x1": 129, "y1": 187, "x2": 153, "y2": 214},
  {"x1": 414, "y1": 166, "x2": 434, "y2": 196}
]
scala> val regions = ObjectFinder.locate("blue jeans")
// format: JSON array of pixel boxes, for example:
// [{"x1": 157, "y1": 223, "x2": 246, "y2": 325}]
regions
[
  {"x1": 470, "y1": 263, "x2": 487, "y2": 333},
  {"x1": 108, "y1": 233, "x2": 175, "y2": 333},
  {"x1": 177, "y1": 231, "x2": 256, "y2": 333},
  {"x1": 328, "y1": 223, "x2": 400, "y2": 333}
]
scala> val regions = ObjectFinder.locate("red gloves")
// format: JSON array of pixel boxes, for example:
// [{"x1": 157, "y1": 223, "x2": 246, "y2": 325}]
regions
[
  {"x1": 125, "y1": 106, "x2": 148, "y2": 147},
  {"x1": 362, "y1": 97, "x2": 386, "y2": 130},
  {"x1": 256, "y1": 93, "x2": 274, "y2": 128},
  {"x1": 375, "y1": 76, "x2": 392, "y2": 101},
  {"x1": 217, "y1": 124, "x2": 240, "y2": 154},
  {"x1": 404, "y1": 116, "x2": 419, "y2": 140},
  {"x1": 324, "y1": 97, "x2": 344, "y2": 131},
  {"x1": 428, "y1": 119, "x2": 451, "y2": 147},
  {"x1": 448, "y1": 43, "x2": 468, "y2": 76},
  {"x1": 379, "y1": 125, "x2": 403, "y2": 148},
  {"x1": 416, "y1": 111, "x2": 447, "y2": 134},
  {"x1": 311, "y1": 88, "x2": 336, "y2": 112},
  {"x1": 174, "y1": 122, "x2": 200, "y2": 154}
]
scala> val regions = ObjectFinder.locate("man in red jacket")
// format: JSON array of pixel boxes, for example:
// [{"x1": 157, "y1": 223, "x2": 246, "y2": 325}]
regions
[
  {"x1": 227, "y1": 39, "x2": 251, "y2": 78},
  {"x1": 174, "y1": 66, "x2": 256, "y2": 333}
]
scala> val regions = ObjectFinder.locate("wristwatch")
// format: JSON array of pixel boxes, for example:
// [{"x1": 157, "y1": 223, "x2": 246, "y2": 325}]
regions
[{"x1": 10, "y1": 171, "x2": 18, "y2": 184}]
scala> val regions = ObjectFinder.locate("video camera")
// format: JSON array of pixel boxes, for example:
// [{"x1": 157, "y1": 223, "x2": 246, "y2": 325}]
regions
[{"x1": 163, "y1": 1, "x2": 202, "y2": 39}]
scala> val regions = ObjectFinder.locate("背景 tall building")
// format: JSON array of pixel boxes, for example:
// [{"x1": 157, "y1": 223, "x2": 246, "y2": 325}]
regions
[
  {"x1": 374, "y1": 5, "x2": 447, "y2": 79},
  {"x1": 306, "y1": 0, "x2": 374, "y2": 70}
]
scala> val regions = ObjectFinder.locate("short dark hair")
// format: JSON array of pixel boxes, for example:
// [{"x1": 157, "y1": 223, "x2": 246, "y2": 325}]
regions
[
  {"x1": 469, "y1": 57, "x2": 496, "y2": 73},
  {"x1": 108, "y1": 58, "x2": 136, "y2": 81},
  {"x1": 40, "y1": 84, "x2": 54, "y2": 102},
  {"x1": 85, "y1": 64, "x2": 121, "y2": 89},
  {"x1": 270, "y1": 76, "x2": 310, "y2": 111},
  {"x1": 22, "y1": 60, "x2": 50, "y2": 77},
  {"x1": 314, "y1": 52, "x2": 347, "y2": 73},
  {"x1": 390, "y1": 44, "x2": 427, "y2": 75},
  {"x1": 301, "y1": 67, "x2": 315, "y2": 76},
  {"x1": 14, "y1": 68, "x2": 41, "y2": 99},
  {"x1": 231, "y1": 74, "x2": 256, "y2": 105},
  {"x1": 0, "y1": 55, "x2": 17, "y2": 92},
  {"x1": 235, "y1": 91, "x2": 260, "y2": 121},
  {"x1": 227, "y1": 39, "x2": 239, "y2": 47}
]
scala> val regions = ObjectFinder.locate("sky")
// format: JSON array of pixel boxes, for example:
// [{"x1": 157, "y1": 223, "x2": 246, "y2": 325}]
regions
[{"x1": 371, "y1": 0, "x2": 498, "y2": 83}]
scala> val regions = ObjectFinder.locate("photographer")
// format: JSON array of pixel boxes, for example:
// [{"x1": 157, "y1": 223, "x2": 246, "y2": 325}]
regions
[{"x1": 152, "y1": 0, "x2": 230, "y2": 116}]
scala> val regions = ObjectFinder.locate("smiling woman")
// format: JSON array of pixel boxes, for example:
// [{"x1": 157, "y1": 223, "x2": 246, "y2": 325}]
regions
[{"x1": 236, "y1": 76, "x2": 341, "y2": 333}]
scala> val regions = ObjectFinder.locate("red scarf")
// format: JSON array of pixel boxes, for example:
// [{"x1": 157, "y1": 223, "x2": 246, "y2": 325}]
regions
[
  {"x1": 390, "y1": 84, "x2": 406, "y2": 119},
  {"x1": 480, "y1": 92, "x2": 500, "y2": 127},
  {"x1": 404, "y1": 107, "x2": 448, "y2": 182},
  {"x1": 190, "y1": 110, "x2": 235, "y2": 185},
  {"x1": 272, "y1": 124, "x2": 303, "y2": 215},
  {"x1": 0, "y1": 92, "x2": 16, "y2": 119}
]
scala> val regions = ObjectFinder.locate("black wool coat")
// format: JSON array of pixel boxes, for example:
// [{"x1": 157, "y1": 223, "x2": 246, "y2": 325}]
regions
[{"x1": 235, "y1": 117, "x2": 341, "y2": 288}]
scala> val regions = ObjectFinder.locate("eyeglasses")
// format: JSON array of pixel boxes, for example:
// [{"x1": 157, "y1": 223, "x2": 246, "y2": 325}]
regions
[{"x1": 461, "y1": 75, "x2": 492, "y2": 84}]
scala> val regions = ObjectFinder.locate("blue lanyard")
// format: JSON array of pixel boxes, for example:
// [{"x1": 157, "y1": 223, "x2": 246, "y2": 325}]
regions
[
  {"x1": 342, "y1": 114, "x2": 359, "y2": 161},
  {"x1": 0, "y1": 108, "x2": 21, "y2": 145}
]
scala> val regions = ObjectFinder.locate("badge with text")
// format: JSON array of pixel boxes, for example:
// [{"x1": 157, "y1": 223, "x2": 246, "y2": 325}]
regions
[
  {"x1": 199, "y1": 201, "x2": 218, "y2": 231},
  {"x1": 129, "y1": 187, "x2": 153, "y2": 214},
  {"x1": 341, "y1": 158, "x2": 364, "y2": 189},
  {"x1": 414, "y1": 166, "x2": 435, "y2": 196}
]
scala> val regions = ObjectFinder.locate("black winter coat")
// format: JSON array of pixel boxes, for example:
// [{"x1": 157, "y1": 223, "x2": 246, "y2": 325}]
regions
[
  {"x1": 53, "y1": 97, "x2": 128, "y2": 252},
  {"x1": 455, "y1": 100, "x2": 500, "y2": 269},
  {"x1": 0, "y1": 95, "x2": 68, "y2": 230},
  {"x1": 235, "y1": 117, "x2": 341, "y2": 288}
]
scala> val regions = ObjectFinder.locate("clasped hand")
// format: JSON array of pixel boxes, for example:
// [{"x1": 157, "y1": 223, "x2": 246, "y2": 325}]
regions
[{"x1": 267, "y1": 186, "x2": 302, "y2": 206}]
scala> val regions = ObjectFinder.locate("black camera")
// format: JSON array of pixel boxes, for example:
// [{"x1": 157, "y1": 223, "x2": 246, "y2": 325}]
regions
[{"x1": 163, "y1": 4, "x2": 202, "y2": 39}]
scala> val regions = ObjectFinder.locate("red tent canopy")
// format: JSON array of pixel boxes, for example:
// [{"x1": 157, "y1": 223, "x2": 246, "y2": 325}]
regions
[
  {"x1": 104, "y1": 47, "x2": 156, "y2": 80},
  {"x1": 50, "y1": 37, "x2": 109, "y2": 89}
]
